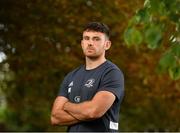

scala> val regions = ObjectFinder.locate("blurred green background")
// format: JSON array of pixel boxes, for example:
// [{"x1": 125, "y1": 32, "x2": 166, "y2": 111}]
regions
[{"x1": 0, "y1": 0, "x2": 179, "y2": 131}]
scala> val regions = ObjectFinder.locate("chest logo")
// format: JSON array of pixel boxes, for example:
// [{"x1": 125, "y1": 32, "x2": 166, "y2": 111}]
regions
[{"x1": 84, "y1": 78, "x2": 95, "y2": 88}]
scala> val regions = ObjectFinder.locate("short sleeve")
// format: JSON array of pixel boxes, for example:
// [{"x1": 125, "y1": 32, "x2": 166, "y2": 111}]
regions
[
  {"x1": 98, "y1": 69, "x2": 124, "y2": 101},
  {"x1": 58, "y1": 73, "x2": 71, "y2": 98}
]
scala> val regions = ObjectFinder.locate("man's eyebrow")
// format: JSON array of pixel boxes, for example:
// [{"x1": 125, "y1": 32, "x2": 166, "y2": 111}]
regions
[
  {"x1": 92, "y1": 36, "x2": 100, "y2": 38},
  {"x1": 82, "y1": 35, "x2": 101, "y2": 39}
]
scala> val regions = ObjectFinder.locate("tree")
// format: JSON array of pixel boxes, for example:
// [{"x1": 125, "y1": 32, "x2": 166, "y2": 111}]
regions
[
  {"x1": 0, "y1": 0, "x2": 145, "y2": 131},
  {"x1": 0, "y1": 0, "x2": 180, "y2": 132},
  {"x1": 124, "y1": 0, "x2": 180, "y2": 80}
]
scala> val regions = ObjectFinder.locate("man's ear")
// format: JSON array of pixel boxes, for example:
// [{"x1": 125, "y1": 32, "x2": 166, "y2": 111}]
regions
[{"x1": 105, "y1": 40, "x2": 111, "y2": 50}]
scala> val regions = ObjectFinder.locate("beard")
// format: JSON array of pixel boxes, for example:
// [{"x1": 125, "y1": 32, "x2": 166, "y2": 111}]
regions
[
  {"x1": 84, "y1": 50, "x2": 103, "y2": 60},
  {"x1": 86, "y1": 55, "x2": 100, "y2": 60},
  {"x1": 82, "y1": 46, "x2": 105, "y2": 60}
]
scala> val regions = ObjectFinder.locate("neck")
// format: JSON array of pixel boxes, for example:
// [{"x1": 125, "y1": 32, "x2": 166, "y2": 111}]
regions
[{"x1": 85, "y1": 56, "x2": 106, "y2": 70}]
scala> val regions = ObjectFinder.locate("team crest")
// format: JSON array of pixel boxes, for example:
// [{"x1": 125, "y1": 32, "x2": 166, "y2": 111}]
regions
[{"x1": 84, "y1": 78, "x2": 95, "y2": 88}]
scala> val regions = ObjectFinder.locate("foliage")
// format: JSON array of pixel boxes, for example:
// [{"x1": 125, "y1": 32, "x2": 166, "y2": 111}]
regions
[
  {"x1": 0, "y1": 0, "x2": 180, "y2": 132},
  {"x1": 124, "y1": 0, "x2": 180, "y2": 80}
]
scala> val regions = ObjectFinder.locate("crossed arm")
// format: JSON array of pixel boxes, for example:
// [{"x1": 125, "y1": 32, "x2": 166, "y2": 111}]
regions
[
  {"x1": 51, "y1": 91, "x2": 115, "y2": 126},
  {"x1": 51, "y1": 96, "x2": 79, "y2": 125}
]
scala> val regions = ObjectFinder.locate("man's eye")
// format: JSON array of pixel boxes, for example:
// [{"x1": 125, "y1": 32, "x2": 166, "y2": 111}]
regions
[
  {"x1": 83, "y1": 37, "x2": 89, "y2": 40},
  {"x1": 93, "y1": 38, "x2": 100, "y2": 41}
]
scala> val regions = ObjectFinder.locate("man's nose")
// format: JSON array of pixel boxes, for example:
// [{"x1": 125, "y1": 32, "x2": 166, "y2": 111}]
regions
[
  {"x1": 88, "y1": 43, "x2": 93, "y2": 46},
  {"x1": 88, "y1": 39, "x2": 93, "y2": 46}
]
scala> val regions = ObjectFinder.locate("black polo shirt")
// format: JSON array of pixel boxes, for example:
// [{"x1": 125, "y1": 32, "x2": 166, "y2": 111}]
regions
[{"x1": 59, "y1": 60, "x2": 124, "y2": 132}]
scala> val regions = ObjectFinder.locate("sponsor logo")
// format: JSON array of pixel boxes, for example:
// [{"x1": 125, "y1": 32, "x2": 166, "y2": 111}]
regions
[{"x1": 74, "y1": 96, "x2": 81, "y2": 103}]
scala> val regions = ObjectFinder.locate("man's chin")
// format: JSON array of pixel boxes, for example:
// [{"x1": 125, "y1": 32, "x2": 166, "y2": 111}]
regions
[{"x1": 86, "y1": 55, "x2": 100, "y2": 60}]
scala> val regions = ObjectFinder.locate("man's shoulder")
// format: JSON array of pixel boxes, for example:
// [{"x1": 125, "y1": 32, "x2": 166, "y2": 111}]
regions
[
  {"x1": 105, "y1": 60, "x2": 121, "y2": 71},
  {"x1": 66, "y1": 65, "x2": 84, "y2": 77},
  {"x1": 103, "y1": 60, "x2": 124, "y2": 77}
]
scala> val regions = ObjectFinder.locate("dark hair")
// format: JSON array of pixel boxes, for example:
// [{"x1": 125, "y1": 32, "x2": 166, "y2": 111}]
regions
[{"x1": 83, "y1": 22, "x2": 110, "y2": 39}]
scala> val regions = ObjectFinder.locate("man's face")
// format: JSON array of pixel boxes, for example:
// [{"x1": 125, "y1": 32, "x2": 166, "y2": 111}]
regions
[{"x1": 81, "y1": 31, "x2": 111, "y2": 59}]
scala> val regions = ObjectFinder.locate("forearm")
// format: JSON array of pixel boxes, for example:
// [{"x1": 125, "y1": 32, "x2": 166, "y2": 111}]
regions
[
  {"x1": 51, "y1": 112, "x2": 79, "y2": 126},
  {"x1": 63, "y1": 101, "x2": 97, "y2": 121},
  {"x1": 51, "y1": 109, "x2": 80, "y2": 126},
  {"x1": 51, "y1": 96, "x2": 81, "y2": 126},
  {"x1": 63, "y1": 91, "x2": 116, "y2": 121}
]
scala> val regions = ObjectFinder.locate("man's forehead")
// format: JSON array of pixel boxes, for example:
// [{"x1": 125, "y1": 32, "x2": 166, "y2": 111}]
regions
[{"x1": 83, "y1": 31, "x2": 105, "y2": 37}]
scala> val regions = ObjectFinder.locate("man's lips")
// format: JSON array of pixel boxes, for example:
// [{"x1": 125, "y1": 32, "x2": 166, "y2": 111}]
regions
[
  {"x1": 86, "y1": 47, "x2": 95, "y2": 51},
  {"x1": 87, "y1": 49, "x2": 94, "y2": 53}
]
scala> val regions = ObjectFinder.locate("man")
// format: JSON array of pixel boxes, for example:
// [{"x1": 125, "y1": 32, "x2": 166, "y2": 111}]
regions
[{"x1": 51, "y1": 22, "x2": 124, "y2": 132}]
